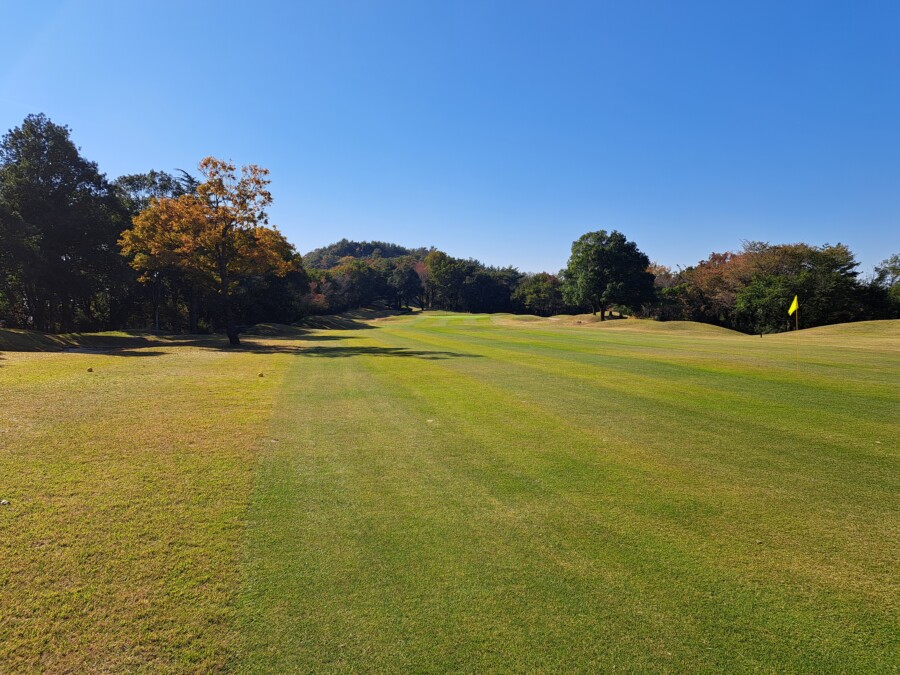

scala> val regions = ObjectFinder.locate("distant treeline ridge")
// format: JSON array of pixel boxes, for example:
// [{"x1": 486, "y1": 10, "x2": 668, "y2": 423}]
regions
[{"x1": 1, "y1": 114, "x2": 897, "y2": 337}]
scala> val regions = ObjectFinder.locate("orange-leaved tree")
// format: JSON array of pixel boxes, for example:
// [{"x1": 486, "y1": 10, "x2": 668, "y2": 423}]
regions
[{"x1": 119, "y1": 157, "x2": 299, "y2": 345}]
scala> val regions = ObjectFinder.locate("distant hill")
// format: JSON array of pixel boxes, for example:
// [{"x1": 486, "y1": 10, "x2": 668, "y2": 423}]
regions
[{"x1": 303, "y1": 239, "x2": 430, "y2": 269}]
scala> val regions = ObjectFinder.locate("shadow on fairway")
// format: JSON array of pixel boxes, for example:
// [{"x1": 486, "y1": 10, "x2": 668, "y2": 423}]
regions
[
  {"x1": 298, "y1": 345, "x2": 480, "y2": 360},
  {"x1": 0, "y1": 330, "x2": 347, "y2": 356}
]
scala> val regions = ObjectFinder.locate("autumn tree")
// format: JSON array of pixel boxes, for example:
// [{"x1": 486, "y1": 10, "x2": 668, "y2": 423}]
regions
[
  {"x1": 120, "y1": 157, "x2": 300, "y2": 345},
  {"x1": 114, "y1": 169, "x2": 203, "y2": 331}
]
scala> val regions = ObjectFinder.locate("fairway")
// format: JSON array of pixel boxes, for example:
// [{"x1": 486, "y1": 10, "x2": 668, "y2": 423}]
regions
[{"x1": 1, "y1": 314, "x2": 898, "y2": 671}]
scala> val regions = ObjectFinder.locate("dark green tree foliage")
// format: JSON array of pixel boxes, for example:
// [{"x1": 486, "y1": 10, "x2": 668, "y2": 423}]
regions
[
  {"x1": 513, "y1": 272, "x2": 565, "y2": 316},
  {"x1": 422, "y1": 250, "x2": 465, "y2": 309},
  {"x1": 460, "y1": 266, "x2": 520, "y2": 313},
  {"x1": 327, "y1": 258, "x2": 390, "y2": 309},
  {"x1": 0, "y1": 203, "x2": 37, "y2": 325},
  {"x1": 304, "y1": 238, "x2": 429, "y2": 270},
  {"x1": 114, "y1": 170, "x2": 193, "y2": 213},
  {"x1": 233, "y1": 268, "x2": 311, "y2": 326},
  {"x1": 731, "y1": 243, "x2": 862, "y2": 332},
  {"x1": 388, "y1": 263, "x2": 424, "y2": 309},
  {"x1": 562, "y1": 230, "x2": 655, "y2": 319},
  {"x1": 0, "y1": 114, "x2": 131, "y2": 331},
  {"x1": 419, "y1": 251, "x2": 521, "y2": 312},
  {"x1": 874, "y1": 254, "x2": 900, "y2": 310}
]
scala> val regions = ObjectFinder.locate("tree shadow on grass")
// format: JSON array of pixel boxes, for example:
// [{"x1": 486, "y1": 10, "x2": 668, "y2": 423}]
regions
[
  {"x1": 298, "y1": 345, "x2": 481, "y2": 360},
  {"x1": 0, "y1": 330, "x2": 345, "y2": 356},
  {"x1": 294, "y1": 334, "x2": 361, "y2": 342},
  {"x1": 1, "y1": 327, "x2": 433, "y2": 359}
]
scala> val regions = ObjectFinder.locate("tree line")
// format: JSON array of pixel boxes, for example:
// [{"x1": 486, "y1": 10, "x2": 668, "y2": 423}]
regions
[{"x1": 1, "y1": 114, "x2": 897, "y2": 340}]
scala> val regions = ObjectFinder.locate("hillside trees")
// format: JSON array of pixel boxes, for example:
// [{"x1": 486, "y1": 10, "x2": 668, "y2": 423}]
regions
[
  {"x1": 304, "y1": 239, "x2": 429, "y2": 270},
  {"x1": 120, "y1": 157, "x2": 301, "y2": 345},
  {"x1": 562, "y1": 230, "x2": 655, "y2": 319},
  {"x1": 730, "y1": 243, "x2": 863, "y2": 332},
  {"x1": 659, "y1": 242, "x2": 889, "y2": 333}
]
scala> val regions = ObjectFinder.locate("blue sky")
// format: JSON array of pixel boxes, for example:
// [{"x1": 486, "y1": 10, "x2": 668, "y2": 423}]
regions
[{"x1": 2, "y1": 0, "x2": 898, "y2": 274}]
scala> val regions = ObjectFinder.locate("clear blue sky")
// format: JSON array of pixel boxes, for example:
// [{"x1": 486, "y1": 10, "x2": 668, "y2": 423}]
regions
[{"x1": 2, "y1": 0, "x2": 898, "y2": 274}]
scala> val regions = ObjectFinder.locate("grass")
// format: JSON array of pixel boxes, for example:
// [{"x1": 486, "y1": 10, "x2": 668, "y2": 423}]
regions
[{"x1": 1, "y1": 314, "x2": 897, "y2": 671}]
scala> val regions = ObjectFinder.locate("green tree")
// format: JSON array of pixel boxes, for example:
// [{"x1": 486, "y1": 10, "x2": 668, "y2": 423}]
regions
[
  {"x1": 874, "y1": 254, "x2": 900, "y2": 310},
  {"x1": 0, "y1": 113, "x2": 130, "y2": 331},
  {"x1": 423, "y1": 250, "x2": 466, "y2": 310},
  {"x1": 388, "y1": 263, "x2": 423, "y2": 309},
  {"x1": 513, "y1": 272, "x2": 564, "y2": 316},
  {"x1": 562, "y1": 230, "x2": 655, "y2": 319},
  {"x1": 330, "y1": 257, "x2": 388, "y2": 309},
  {"x1": 731, "y1": 243, "x2": 866, "y2": 333}
]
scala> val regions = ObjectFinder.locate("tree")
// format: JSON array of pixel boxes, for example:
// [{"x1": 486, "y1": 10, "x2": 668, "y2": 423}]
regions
[
  {"x1": 388, "y1": 263, "x2": 423, "y2": 309},
  {"x1": 114, "y1": 170, "x2": 203, "y2": 331},
  {"x1": 423, "y1": 250, "x2": 466, "y2": 310},
  {"x1": 513, "y1": 272, "x2": 564, "y2": 316},
  {"x1": 874, "y1": 254, "x2": 900, "y2": 310},
  {"x1": 330, "y1": 257, "x2": 388, "y2": 309},
  {"x1": 460, "y1": 267, "x2": 519, "y2": 313},
  {"x1": 120, "y1": 157, "x2": 300, "y2": 345},
  {"x1": 0, "y1": 113, "x2": 131, "y2": 331},
  {"x1": 562, "y1": 230, "x2": 655, "y2": 319},
  {"x1": 675, "y1": 242, "x2": 873, "y2": 333}
]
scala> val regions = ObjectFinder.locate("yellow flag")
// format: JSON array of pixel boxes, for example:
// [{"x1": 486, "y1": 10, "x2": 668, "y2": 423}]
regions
[{"x1": 788, "y1": 295, "x2": 799, "y2": 316}]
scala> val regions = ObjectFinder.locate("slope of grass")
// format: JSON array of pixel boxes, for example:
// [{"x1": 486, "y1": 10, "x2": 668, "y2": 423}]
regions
[{"x1": 2, "y1": 315, "x2": 897, "y2": 671}]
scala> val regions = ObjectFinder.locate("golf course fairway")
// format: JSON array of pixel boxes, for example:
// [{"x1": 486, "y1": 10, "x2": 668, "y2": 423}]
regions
[{"x1": 1, "y1": 313, "x2": 897, "y2": 671}]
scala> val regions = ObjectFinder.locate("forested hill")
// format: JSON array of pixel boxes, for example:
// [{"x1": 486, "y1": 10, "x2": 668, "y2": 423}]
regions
[{"x1": 303, "y1": 239, "x2": 430, "y2": 269}]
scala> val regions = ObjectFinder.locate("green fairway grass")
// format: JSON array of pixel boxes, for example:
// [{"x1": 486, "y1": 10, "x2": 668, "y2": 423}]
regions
[{"x1": 1, "y1": 315, "x2": 898, "y2": 671}]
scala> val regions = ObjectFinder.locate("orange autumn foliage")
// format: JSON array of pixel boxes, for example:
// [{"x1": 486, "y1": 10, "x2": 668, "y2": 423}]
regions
[{"x1": 119, "y1": 157, "x2": 300, "y2": 343}]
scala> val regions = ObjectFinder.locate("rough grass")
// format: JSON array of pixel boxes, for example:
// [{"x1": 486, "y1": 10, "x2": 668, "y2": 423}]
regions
[
  {"x1": 1, "y1": 316, "x2": 897, "y2": 671},
  {"x1": 0, "y1": 333, "x2": 300, "y2": 671}
]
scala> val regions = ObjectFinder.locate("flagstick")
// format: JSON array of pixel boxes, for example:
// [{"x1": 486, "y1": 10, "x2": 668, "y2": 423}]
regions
[{"x1": 795, "y1": 307, "x2": 800, "y2": 373}]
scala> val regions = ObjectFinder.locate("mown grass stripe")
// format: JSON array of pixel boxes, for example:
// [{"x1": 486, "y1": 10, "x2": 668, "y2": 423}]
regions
[{"x1": 237, "y1": 319, "x2": 898, "y2": 671}]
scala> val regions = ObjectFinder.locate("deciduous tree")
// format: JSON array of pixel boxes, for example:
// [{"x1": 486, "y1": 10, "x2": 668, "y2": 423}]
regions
[
  {"x1": 562, "y1": 230, "x2": 655, "y2": 319},
  {"x1": 120, "y1": 157, "x2": 300, "y2": 345}
]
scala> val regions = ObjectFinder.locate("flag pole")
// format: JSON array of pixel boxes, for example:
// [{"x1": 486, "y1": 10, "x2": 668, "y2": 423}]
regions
[{"x1": 795, "y1": 306, "x2": 799, "y2": 372}]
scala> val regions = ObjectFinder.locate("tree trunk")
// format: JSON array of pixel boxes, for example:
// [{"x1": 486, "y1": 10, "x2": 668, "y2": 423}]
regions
[
  {"x1": 188, "y1": 285, "x2": 199, "y2": 334},
  {"x1": 599, "y1": 305, "x2": 606, "y2": 321},
  {"x1": 153, "y1": 276, "x2": 161, "y2": 331},
  {"x1": 219, "y1": 263, "x2": 240, "y2": 346},
  {"x1": 224, "y1": 295, "x2": 239, "y2": 345}
]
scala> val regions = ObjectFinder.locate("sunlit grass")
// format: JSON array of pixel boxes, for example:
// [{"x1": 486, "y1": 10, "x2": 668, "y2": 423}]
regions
[
  {"x1": 0, "y1": 335, "x2": 297, "y2": 671},
  {"x1": 1, "y1": 316, "x2": 897, "y2": 670},
  {"x1": 240, "y1": 314, "x2": 898, "y2": 671}
]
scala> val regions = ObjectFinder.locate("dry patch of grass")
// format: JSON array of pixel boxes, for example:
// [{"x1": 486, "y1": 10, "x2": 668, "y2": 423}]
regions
[{"x1": 0, "y1": 335, "x2": 299, "y2": 671}]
